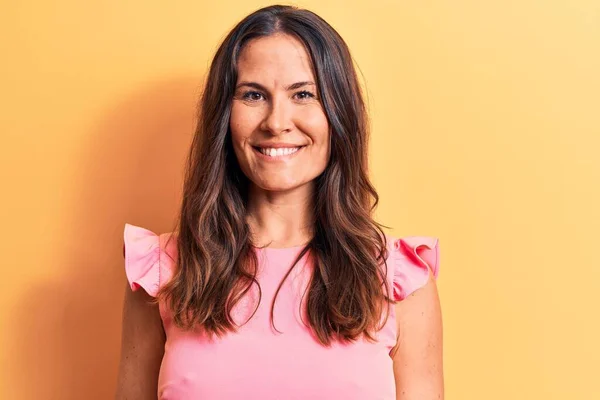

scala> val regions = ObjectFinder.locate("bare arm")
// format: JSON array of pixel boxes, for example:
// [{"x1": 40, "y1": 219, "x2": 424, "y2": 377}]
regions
[
  {"x1": 391, "y1": 272, "x2": 444, "y2": 400},
  {"x1": 115, "y1": 281, "x2": 166, "y2": 399}
]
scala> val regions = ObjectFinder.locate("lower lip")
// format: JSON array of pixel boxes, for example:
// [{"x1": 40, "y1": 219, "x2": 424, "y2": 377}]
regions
[{"x1": 253, "y1": 146, "x2": 305, "y2": 161}]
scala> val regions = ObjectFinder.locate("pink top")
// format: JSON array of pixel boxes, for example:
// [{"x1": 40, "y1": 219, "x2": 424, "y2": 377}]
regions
[{"x1": 123, "y1": 223, "x2": 440, "y2": 399}]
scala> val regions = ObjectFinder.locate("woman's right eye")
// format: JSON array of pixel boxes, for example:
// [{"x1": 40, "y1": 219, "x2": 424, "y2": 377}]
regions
[{"x1": 241, "y1": 91, "x2": 264, "y2": 101}]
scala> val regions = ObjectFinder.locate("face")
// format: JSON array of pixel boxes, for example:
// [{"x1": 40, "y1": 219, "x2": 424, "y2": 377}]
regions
[{"x1": 230, "y1": 34, "x2": 330, "y2": 194}]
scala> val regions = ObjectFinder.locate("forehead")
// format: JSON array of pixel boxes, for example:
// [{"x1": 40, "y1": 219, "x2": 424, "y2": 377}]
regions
[{"x1": 236, "y1": 34, "x2": 315, "y2": 82}]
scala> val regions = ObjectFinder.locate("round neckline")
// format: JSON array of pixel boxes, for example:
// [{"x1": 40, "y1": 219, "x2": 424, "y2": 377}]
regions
[{"x1": 252, "y1": 243, "x2": 309, "y2": 253}]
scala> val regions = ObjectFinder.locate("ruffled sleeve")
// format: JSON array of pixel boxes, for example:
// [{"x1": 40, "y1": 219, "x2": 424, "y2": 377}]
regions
[
  {"x1": 123, "y1": 223, "x2": 177, "y2": 297},
  {"x1": 391, "y1": 236, "x2": 440, "y2": 301}
]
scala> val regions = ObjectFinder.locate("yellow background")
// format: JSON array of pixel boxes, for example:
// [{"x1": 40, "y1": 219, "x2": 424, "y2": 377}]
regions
[{"x1": 1, "y1": 1, "x2": 598, "y2": 399}]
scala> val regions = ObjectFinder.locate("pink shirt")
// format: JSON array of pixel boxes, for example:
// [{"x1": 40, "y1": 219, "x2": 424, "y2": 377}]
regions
[{"x1": 123, "y1": 223, "x2": 439, "y2": 399}]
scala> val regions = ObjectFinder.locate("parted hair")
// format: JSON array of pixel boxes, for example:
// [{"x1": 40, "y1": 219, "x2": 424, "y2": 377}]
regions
[{"x1": 158, "y1": 4, "x2": 391, "y2": 346}]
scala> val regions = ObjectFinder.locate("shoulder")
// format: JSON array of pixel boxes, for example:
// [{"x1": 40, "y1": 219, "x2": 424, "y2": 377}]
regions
[
  {"x1": 383, "y1": 234, "x2": 440, "y2": 301},
  {"x1": 122, "y1": 223, "x2": 178, "y2": 297}
]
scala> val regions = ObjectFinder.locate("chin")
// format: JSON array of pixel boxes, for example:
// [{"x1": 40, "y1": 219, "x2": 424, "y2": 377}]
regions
[
  {"x1": 259, "y1": 183, "x2": 299, "y2": 192},
  {"x1": 255, "y1": 178, "x2": 310, "y2": 193}
]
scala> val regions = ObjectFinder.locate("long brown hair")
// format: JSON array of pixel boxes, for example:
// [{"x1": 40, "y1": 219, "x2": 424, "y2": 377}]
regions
[{"x1": 159, "y1": 4, "x2": 391, "y2": 346}]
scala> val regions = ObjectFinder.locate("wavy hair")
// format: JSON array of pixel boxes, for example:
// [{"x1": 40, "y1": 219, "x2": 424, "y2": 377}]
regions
[{"x1": 158, "y1": 4, "x2": 391, "y2": 346}]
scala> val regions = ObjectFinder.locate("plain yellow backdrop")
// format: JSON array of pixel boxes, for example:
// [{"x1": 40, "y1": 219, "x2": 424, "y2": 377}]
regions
[{"x1": 1, "y1": 1, "x2": 598, "y2": 399}]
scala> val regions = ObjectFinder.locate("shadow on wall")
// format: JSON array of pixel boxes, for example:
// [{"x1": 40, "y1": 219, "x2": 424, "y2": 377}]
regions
[{"x1": 13, "y1": 76, "x2": 203, "y2": 399}]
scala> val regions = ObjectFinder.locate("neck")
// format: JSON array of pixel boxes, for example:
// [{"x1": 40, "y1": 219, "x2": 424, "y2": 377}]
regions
[{"x1": 246, "y1": 182, "x2": 315, "y2": 248}]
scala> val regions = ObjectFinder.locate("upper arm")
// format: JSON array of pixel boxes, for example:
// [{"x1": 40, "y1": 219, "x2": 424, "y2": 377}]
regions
[
  {"x1": 391, "y1": 271, "x2": 444, "y2": 400},
  {"x1": 115, "y1": 280, "x2": 166, "y2": 400}
]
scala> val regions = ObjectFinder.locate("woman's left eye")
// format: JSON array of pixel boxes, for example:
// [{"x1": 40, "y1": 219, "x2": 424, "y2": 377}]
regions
[{"x1": 294, "y1": 90, "x2": 316, "y2": 100}]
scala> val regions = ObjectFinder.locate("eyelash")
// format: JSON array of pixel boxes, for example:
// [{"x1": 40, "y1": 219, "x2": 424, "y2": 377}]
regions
[{"x1": 240, "y1": 90, "x2": 316, "y2": 102}]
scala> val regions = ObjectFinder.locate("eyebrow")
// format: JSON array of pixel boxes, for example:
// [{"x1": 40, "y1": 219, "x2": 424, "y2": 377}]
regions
[{"x1": 235, "y1": 81, "x2": 316, "y2": 91}]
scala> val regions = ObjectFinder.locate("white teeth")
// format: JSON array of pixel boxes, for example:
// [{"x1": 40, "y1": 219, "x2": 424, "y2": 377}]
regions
[{"x1": 259, "y1": 147, "x2": 301, "y2": 157}]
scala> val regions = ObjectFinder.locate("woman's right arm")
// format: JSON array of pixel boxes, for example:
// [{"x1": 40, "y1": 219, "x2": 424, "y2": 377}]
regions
[{"x1": 115, "y1": 280, "x2": 166, "y2": 399}]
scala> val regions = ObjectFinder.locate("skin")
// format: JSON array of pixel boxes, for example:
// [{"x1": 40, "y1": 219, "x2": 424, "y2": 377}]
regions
[
  {"x1": 230, "y1": 33, "x2": 330, "y2": 249},
  {"x1": 115, "y1": 283, "x2": 165, "y2": 399},
  {"x1": 115, "y1": 33, "x2": 443, "y2": 399},
  {"x1": 391, "y1": 271, "x2": 444, "y2": 399}
]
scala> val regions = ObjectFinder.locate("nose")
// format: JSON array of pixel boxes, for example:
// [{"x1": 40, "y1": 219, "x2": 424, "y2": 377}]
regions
[{"x1": 261, "y1": 94, "x2": 293, "y2": 135}]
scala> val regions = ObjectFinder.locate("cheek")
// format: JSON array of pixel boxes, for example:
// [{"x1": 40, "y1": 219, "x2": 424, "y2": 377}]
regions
[
  {"x1": 302, "y1": 108, "x2": 328, "y2": 129},
  {"x1": 229, "y1": 129, "x2": 245, "y2": 163},
  {"x1": 229, "y1": 105, "x2": 246, "y2": 141},
  {"x1": 299, "y1": 108, "x2": 329, "y2": 141},
  {"x1": 229, "y1": 105, "x2": 254, "y2": 157},
  {"x1": 302, "y1": 115, "x2": 330, "y2": 161}
]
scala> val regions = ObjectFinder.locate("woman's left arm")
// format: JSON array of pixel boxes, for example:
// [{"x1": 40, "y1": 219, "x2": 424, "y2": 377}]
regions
[{"x1": 391, "y1": 272, "x2": 444, "y2": 400}]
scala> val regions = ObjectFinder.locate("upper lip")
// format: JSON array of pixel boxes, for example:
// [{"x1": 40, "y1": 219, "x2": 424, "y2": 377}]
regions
[{"x1": 252, "y1": 143, "x2": 306, "y2": 149}]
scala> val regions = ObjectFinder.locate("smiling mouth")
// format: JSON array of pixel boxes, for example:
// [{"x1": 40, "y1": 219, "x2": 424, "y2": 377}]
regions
[{"x1": 252, "y1": 146, "x2": 305, "y2": 158}]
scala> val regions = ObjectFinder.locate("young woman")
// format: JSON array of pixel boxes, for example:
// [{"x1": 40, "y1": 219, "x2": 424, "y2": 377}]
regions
[{"x1": 116, "y1": 4, "x2": 443, "y2": 399}]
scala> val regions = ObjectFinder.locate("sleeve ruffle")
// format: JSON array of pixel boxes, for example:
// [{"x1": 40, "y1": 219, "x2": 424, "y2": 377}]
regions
[
  {"x1": 123, "y1": 223, "x2": 176, "y2": 297},
  {"x1": 392, "y1": 236, "x2": 440, "y2": 301}
]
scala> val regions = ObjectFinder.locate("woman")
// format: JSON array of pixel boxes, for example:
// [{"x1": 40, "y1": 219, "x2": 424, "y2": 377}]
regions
[{"x1": 116, "y1": 4, "x2": 443, "y2": 399}]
